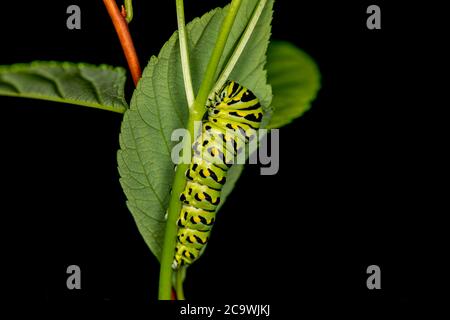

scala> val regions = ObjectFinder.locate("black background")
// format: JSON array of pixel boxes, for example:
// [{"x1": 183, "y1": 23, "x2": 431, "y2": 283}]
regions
[{"x1": 0, "y1": 0, "x2": 445, "y2": 314}]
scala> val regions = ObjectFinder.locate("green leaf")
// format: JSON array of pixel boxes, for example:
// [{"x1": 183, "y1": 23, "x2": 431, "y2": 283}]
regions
[
  {"x1": 0, "y1": 61, "x2": 128, "y2": 113},
  {"x1": 266, "y1": 41, "x2": 321, "y2": 128},
  {"x1": 118, "y1": 0, "x2": 274, "y2": 260}
]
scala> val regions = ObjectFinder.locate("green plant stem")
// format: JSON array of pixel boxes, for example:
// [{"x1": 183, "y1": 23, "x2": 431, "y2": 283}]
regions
[
  {"x1": 191, "y1": 0, "x2": 243, "y2": 119},
  {"x1": 158, "y1": 0, "x2": 243, "y2": 300},
  {"x1": 158, "y1": 120, "x2": 195, "y2": 300},
  {"x1": 175, "y1": 268, "x2": 186, "y2": 300},
  {"x1": 212, "y1": 0, "x2": 267, "y2": 95},
  {"x1": 176, "y1": 0, "x2": 195, "y2": 107}
]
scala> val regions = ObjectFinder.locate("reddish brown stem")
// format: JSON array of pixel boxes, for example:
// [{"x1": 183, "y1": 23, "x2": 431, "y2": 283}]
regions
[{"x1": 103, "y1": 0, "x2": 142, "y2": 86}]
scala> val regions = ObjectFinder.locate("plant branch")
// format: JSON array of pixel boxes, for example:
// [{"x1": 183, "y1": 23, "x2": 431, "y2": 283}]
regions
[
  {"x1": 176, "y1": 0, "x2": 195, "y2": 108},
  {"x1": 191, "y1": 0, "x2": 243, "y2": 119},
  {"x1": 158, "y1": 0, "x2": 194, "y2": 300},
  {"x1": 175, "y1": 268, "x2": 186, "y2": 300},
  {"x1": 158, "y1": 0, "x2": 243, "y2": 300},
  {"x1": 103, "y1": 0, "x2": 141, "y2": 86},
  {"x1": 212, "y1": 0, "x2": 268, "y2": 95}
]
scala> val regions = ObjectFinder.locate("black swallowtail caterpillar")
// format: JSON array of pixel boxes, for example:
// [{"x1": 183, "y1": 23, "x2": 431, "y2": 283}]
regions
[{"x1": 172, "y1": 80, "x2": 263, "y2": 269}]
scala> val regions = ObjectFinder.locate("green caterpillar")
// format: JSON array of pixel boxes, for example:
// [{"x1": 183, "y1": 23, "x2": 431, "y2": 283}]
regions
[{"x1": 172, "y1": 80, "x2": 263, "y2": 269}]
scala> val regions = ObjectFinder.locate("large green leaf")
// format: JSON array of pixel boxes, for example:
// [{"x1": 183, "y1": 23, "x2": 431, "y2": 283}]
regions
[
  {"x1": 118, "y1": 0, "x2": 274, "y2": 260},
  {"x1": 266, "y1": 41, "x2": 321, "y2": 128},
  {"x1": 0, "y1": 62, "x2": 128, "y2": 113}
]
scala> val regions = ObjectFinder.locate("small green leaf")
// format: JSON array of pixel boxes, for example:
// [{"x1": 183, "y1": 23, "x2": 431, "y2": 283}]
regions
[
  {"x1": 0, "y1": 61, "x2": 128, "y2": 113},
  {"x1": 266, "y1": 41, "x2": 321, "y2": 128},
  {"x1": 118, "y1": 0, "x2": 274, "y2": 260}
]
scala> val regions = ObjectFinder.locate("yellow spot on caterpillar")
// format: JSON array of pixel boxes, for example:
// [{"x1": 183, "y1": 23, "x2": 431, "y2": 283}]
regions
[
  {"x1": 193, "y1": 216, "x2": 201, "y2": 223},
  {"x1": 198, "y1": 193, "x2": 206, "y2": 200},
  {"x1": 237, "y1": 111, "x2": 246, "y2": 117},
  {"x1": 212, "y1": 148, "x2": 219, "y2": 156},
  {"x1": 203, "y1": 169, "x2": 210, "y2": 177},
  {"x1": 190, "y1": 235, "x2": 196, "y2": 243},
  {"x1": 227, "y1": 83, "x2": 233, "y2": 96}
]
